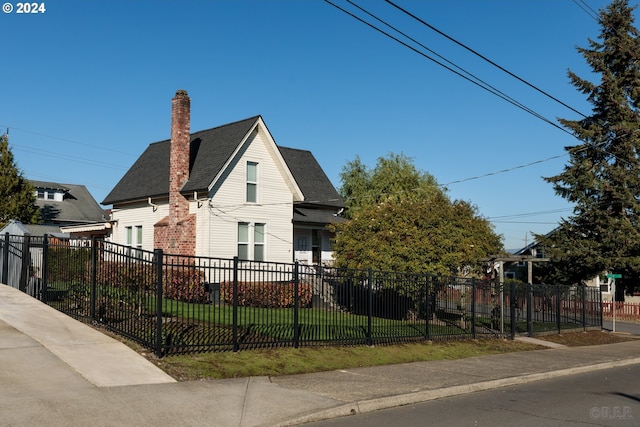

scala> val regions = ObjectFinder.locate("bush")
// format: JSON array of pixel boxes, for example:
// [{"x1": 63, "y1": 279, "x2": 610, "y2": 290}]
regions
[
  {"x1": 164, "y1": 268, "x2": 208, "y2": 303},
  {"x1": 90, "y1": 260, "x2": 156, "y2": 292},
  {"x1": 220, "y1": 281, "x2": 312, "y2": 308},
  {"x1": 47, "y1": 247, "x2": 91, "y2": 283}
]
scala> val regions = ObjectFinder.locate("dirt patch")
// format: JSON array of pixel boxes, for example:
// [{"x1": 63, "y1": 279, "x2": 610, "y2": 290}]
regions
[{"x1": 536, "y1": 330, "x2": 637, "y2": 347}]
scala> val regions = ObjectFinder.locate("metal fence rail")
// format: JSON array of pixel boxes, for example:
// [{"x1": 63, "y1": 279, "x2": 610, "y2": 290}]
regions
[{"x1": 0, "y1": 233, "x2": 603, "y2": 357}]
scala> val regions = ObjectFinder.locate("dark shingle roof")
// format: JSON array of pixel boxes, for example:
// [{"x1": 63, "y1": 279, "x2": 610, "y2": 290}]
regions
[
  {"x1": 30, "y1": 181, "x2": 106, "y2": 224},
  {"x1": 103, "y1": 116, "x2": 345, "y2": 209},
  {"x1": 102, "y1": 116, "x2": 259, "y2": 205},
  {"x1": 279, "y1": 147, "x2": 344, "y2": 209},
  {"x1": 293, "y1": 207, "x2": 346, "y2": 225}
]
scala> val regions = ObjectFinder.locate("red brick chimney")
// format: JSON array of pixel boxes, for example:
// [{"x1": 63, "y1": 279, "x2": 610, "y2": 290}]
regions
[
  {"x1": 154, "y1": 89, "x2": 196, "y2": 256},
  {"x1": 169, "y1": 89, "x2": 190, "y2": 226}
]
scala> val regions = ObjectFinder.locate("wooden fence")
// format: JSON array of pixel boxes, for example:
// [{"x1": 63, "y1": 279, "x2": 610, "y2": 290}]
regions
[{"x1": 602, "y1": 301, "x2": 640, "y2": 320}]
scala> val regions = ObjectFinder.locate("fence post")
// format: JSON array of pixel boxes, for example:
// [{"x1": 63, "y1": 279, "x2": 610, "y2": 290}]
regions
[
  {"x1": 232, "y1": 256, "x2": 239, "y2": 352},
  {"x1": 556, "y1": 285, "x2": 562, "y2": 334},
  {"x1": 18, "y1": 234, "x2": 30, "y2": 292},
  {"x1": 510, "y1": 281, "x2": 516, "y2": 340},
  {"x1": 527, "y1": 283, "x2": 533, "y2": 336},
  {"x1": 599, "y1": 287, "x2": 603, "y2": 328},
  {"x1": 1, "y1": 233, "x2": 9, "y2": 285},
  {"x1": 424, "y1": 274, "x2": 431, "y2": 341},
  {"x1": 293, "y1": 261, "x2": 300, "y2": 349},
  {"x1": 471, "y1": 278, "x2": 476, "y2": 339},
  {"x1": 154, "y1": 249, "x2": 164, "y2": 358},
  {"x1": 1, "y1": 233, "x2": 8, "y2": 285},
  {"x1": 367, "y1": 268, "x2": 373, "y2": 346},
  {"x1": 41, "y1": 234, "x2": 48, "y2": 299},
  {"x1": 581, "y1": 285, "x2": 586, "y2": 331},
  {"x1": 90, "y1": 237, "x2": 98, "y2": 320}
]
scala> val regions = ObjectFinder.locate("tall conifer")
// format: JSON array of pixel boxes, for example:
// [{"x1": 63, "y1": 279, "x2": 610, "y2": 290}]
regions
[{"x1": 537, "y1": 0, "x2": 640, "y2": 296}]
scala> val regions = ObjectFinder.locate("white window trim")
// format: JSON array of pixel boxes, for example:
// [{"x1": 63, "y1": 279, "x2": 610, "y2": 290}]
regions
[
  {"x1": 125, "y1": 225, "x2": 143, "y2": 256},
  {"x1": 246, "y1": 161, "x2": 259, "y2": 204},
  {"x1": 237, "y1": 222, "x2": 266, "y2": 261}
]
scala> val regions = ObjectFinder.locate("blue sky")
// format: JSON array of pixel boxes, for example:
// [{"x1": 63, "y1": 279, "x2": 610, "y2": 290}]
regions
[{"x1": 1, "y1": 0, "x2": 629, "y2": 250}]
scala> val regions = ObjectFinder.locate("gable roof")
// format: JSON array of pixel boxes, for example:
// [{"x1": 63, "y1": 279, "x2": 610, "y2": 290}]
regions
[
  {"x1": 103, "y1": 116, "x2": 259, "y2": 205},
  {"x1": 279, "y1": 147, "x2": 344, "y2": 209},
  {"x1": 30, "y1": 181, "x2": 106, "y2": 224},
  {"x1": 103, "y1": 116, "x2": 344, "y2": 209}
]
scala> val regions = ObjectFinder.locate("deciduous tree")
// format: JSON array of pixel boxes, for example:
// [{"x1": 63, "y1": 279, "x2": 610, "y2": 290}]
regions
[{"x1": 331, "y1": 153, "x2": 502, "y2": 276}]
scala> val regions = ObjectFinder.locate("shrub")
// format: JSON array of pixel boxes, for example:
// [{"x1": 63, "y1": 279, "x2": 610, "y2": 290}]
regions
[
  {"x1": 164, "y1": 268, "x2": 208, "y2": 303},
  {"x1": 47, "y1": 247, "x2": 91, "y2": 283},
  {"x1": 90, "y1": 260, "x2": 157, "y2": 292},
  {"x1": 219, "y1": 281, "x2": 313, "y2": 308}
]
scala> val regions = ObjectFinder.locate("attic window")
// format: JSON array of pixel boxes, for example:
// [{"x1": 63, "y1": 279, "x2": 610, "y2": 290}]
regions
[
  {"x1": 36, "y1": 189, "x2": 57, "y2": 200},
  {"x1": 246, "y1": 161, "x2": 258, "y2": 203}
]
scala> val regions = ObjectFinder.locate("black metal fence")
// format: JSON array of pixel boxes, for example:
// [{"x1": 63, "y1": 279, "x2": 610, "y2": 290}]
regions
[{"x1": 0, "y1": 233, "x2": 602, "y2": 357}]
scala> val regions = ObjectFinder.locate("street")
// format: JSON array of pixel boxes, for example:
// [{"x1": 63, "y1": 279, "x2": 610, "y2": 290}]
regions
[
  {"x1": 306, "y1": 364, "x2": 640, "y2": 427},
  {"x1": 603, "y1": 319, "x2": 640, "y2": 335}
]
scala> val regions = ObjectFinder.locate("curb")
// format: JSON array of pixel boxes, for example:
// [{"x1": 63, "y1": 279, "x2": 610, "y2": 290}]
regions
[{"x1": 276, "y1": 357, "x2": 640, "y2": 426}]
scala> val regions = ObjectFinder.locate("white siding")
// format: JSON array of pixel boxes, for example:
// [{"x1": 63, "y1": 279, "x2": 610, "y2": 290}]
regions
[
  {"x1": 198, "y1": 129, "x2": 294, "y2": 263},
  {"x1": 110, "y1": 200, "x2": 169, "y2": 252}
]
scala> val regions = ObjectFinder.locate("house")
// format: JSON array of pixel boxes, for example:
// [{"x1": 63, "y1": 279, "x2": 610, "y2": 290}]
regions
[
  {"x1": 508, "y1": 236, "x2": 607, "y2": 294},
  {"x1": 29, "y1": 180, "x2": 111, "y2": 238},
  {"x1": 102, "y1": 90, "x2": 345, "y2": 264}
]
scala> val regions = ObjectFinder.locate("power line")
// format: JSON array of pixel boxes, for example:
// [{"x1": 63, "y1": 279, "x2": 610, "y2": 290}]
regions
[
  {"x1": 0, "y1": 124, "x2": 138, "y2": 156},
  {"x1": 442, "y1": 152, "x2": 568, "y2": 186},
  {"x1": 572, "y1": 0, "x2": 600, "y2": 22},
  {"x1": 323, "y1": 0, "x2": 573, "y2": 136},
  {"x1": 342, "y1": 0, "x2": 550, "y2": 126},
  {"x1": 13, "y1": 144, "x2": 127, "y2": 170},
  {"x1": 383, "y1": 0, "x2": 589, "y2": 118},
  {"x1": 489, "y1": 208, "x2": 573, "y2": 220},
  {"x1": 326, "y1": 1, "x2": 638, "y2": 170}
]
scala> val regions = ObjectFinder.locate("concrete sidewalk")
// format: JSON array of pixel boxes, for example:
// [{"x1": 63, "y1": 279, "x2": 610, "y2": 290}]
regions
[{"x1": 2, "y1": 283, "x2": 640, "y2": 427}]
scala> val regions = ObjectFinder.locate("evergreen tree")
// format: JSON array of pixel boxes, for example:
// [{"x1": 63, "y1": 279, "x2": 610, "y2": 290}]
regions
[
  {"x1": 536, "y1": 0, "x2": 640, "y2": 296},
  {"x1": 0, "y1": 134, "x2": 40, "y2": 227},
  {"x1": 331, "y1": 153, "x2": 503, "y2": 276}
]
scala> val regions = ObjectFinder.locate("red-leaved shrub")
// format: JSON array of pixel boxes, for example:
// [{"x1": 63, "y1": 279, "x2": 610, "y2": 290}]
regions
[
  {"x1": 164, "y1": 268, "x2": 208, "y2": 303},
  {"x1": 219, "y1": 281, "x2": 313, "y2": 308}
]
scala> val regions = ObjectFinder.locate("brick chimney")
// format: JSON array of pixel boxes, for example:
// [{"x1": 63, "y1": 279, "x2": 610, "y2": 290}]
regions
[
  {"x1": 169, "y1": 89, "x2": 190, "y2": 225},
  {"x1": 154, "y1": 89, "x2": 196, "y2": 256}
]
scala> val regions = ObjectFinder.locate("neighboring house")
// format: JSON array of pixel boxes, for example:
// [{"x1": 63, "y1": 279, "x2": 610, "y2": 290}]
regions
[
  {"x1": 29, "y1": 180, "x2": 111, "y2": 238},
  {"x1": 505, "y1": 241, "x2": 549, "y2": 282},
  {"x1": 508, "y1": 237, "x2": 604, "y2": 291},
  {"x1": 102, "y1": 90, "x2": 345, "y2": 264}
]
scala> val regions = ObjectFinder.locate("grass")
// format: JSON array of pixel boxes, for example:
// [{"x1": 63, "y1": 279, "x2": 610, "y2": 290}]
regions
[
  {"x1": 148, "y1": 339, "x2": 543, "y2": 381},
  {"x1": 52, "y1": 284, "x2": 636, "y2": 382},
  {"x1": 102, "y1": 329, "x2": 634, "y2": 382}
]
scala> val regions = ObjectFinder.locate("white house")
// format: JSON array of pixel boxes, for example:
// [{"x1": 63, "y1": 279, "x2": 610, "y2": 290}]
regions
[{"x1": 102, "y1": 90, "x2": 345, "y2": 264}]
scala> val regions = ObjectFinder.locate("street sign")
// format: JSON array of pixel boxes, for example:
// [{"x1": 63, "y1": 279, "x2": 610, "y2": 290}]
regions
[{"x1": 607, "y1": 274, "x2": 622, "y2": 279}]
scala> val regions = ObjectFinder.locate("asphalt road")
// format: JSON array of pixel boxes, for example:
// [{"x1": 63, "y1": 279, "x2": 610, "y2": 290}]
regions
[
  {"x1": 603, "y1": 319, "x2": 640, "y2": 335},
  {"x1": 306, "y1": 364, "x2": 640, "y2": 427}
]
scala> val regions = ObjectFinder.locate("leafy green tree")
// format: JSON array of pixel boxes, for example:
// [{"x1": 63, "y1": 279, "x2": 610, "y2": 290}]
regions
[
  {"x1": 535, "y1": 0, "x2": 640, "y2": 296},
  {"x1": 0, "y1": 134, "x2": 40, "y2": 227},
  {"x1": 331, "y1": 153, "x2": 503, "y2": 276}
]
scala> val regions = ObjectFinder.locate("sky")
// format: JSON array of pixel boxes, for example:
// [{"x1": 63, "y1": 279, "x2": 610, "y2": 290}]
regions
[{"x1": 1, "y1": 0, "x2": 631, "y2": 251}]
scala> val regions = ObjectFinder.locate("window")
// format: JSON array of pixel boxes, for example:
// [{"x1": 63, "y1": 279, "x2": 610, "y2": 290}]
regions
[
  {"x1": 36, "y1": 189, "x2": 56, "y2": 200},
  {"x1": 238, "y1": 222, "x2": 266, "y2": 261},
  {"x1": 246, "y1": 161, "x2": 258, "y2": 203},
  {"x1": 312, "y1": 229, "x2": 320, "y2": 264},
  {"x1": 254, "y1": 223, "x2": 265, "y2": 261},
  {"x1": 125, "y1": 225, "x2": 143, "y2": 257},
  {"x1": 238, "y1": 222, "x2": 249, "y2": 260}
]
